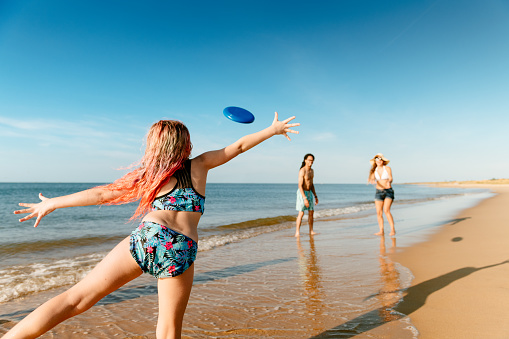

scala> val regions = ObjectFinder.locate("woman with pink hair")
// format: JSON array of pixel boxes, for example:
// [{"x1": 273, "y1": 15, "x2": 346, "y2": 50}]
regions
[{"x1": 5, "y1": 112, "x2": 299, "y2": 339}]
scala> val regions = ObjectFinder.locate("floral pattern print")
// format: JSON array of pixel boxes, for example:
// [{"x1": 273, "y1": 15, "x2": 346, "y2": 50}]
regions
[
  {"x1": 130, "y1": 221, "x2": 198, "y2": 278},
  {"x1": 296, "y1": 190, "x2": 314, "y2": 211},
  {"x1": 152, "y1": 188, "x2": 205, "y2": 214}
]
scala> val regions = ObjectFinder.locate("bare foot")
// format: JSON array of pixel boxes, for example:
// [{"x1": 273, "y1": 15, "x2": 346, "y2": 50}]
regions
[
  {"x1": 294, "y1": 232, "x2": 300, "y2": 237},
  {"x1": 310, "y1": 231, "x2": 317, "y2": 235},
  {"x1": 389, "y1": 231, "x2": 396, "y2": 236},
  {"x1": 374, "y1": 231, "x2": 384, "y2": 236}
]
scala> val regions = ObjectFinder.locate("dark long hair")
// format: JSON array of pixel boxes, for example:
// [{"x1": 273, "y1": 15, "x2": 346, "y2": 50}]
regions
[{"x1": 300, "y1": 153, "x2": 315, "y2": 169}]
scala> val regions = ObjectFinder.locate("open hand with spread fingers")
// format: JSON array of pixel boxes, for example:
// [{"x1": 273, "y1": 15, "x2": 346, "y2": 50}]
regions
[
  {"x1": 272, "y1": 112, "x2": 300, "y2": 141},
  {"x1": 14, "y1": 193, "x2": 55, "y2": 227}
]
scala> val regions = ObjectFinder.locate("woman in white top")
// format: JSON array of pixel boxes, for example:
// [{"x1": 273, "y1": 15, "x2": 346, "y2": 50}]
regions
[{"x1": 368, "y1": 153, "x2": 395, "y2": 236}]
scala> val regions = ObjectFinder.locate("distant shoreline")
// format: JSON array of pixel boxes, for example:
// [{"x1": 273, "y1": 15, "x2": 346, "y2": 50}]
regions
[{"x1": 408, "y1": 178, "x2": 509, "y2": 186}]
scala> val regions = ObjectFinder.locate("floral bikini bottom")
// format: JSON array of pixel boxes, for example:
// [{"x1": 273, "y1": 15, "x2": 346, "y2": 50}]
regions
[{"x1": 129, "y1": 221, "x2": 198, "y2": 278}]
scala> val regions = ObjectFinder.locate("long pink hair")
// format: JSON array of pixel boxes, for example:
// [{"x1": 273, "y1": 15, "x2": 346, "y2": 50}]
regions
[{"x1": 100, "y1": 120, "x2": 192, "y2": 220}]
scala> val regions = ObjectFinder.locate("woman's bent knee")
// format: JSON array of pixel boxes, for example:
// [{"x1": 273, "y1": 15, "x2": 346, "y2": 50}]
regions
[{"x1": 62, "y1": 288, "x2": 103, "y2": 316}]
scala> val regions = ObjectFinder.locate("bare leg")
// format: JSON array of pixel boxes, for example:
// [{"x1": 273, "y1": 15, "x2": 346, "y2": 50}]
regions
[
  {"x1": 374, "y1": 200, "x2": 385, "y2": 235},
  {"x1": 2, "y1": 237, "x2": 142, "y2": 339},
  {"x1": 295, "y1": 211, "x2": 304, "y2": 237},
  {"x1": 383, "y1": 198, "x2": 396, "y2": 236},
  {"x1": 156, "y1": 265, "x2": 194, "y2": 339},
  {"x1": 308, "y1": 210, "x2": 317, "y2": 235}
]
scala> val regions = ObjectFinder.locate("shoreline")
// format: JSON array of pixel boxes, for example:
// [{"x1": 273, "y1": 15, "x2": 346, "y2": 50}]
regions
[{"x1": 391, "y1": 183, "x2": 509, "y2": 338}]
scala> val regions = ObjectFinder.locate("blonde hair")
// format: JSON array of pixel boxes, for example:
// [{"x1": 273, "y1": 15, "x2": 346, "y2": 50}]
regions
[{"x1": 101, "y1": 120, "x2": 192, "y2": 220}]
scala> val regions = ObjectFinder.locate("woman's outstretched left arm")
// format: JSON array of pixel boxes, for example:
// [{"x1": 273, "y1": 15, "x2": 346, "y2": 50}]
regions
[
  {"x1": 195, "y1": 112, "x2": 299, "y2": 171},
  {"x1": 14, "y1": 187, "x2": 127, "y2": 227}
]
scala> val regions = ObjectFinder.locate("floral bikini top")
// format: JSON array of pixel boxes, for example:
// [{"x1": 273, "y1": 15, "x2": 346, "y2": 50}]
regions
[{"x1": 151, "y1": 160, "x2": 205, "y2": 214}]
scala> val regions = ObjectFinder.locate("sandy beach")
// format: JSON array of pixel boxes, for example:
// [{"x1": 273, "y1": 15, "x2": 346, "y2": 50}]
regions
[
  {"x1": 392, "y1": 182, "x2": 509, "y2": 339},
  {"x1": 1, "y1": 182, "x2": 506, "y2": 338}
]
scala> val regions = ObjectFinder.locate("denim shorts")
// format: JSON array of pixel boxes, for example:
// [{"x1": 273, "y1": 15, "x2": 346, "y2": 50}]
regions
[{"x1": 375, "y1": 188, "x2": 395, "y2": 201}]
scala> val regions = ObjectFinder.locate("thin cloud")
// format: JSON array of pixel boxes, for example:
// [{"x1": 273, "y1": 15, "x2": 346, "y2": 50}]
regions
[
  {"x1": 0, "y1": 116, "x2": 54, "y2": 130},
  {"x1": 311, "y1": 132, "x2": 337, "y2": 141},
  {"x1": 382, "y1": 0, "x2": 441, "y2": 51},
  {"x1": 0, "y1": 115, "x2": 141, "y2": 153},
  {"x1": 1, "y1": 115, "x2": 123, "y2": 140},
  {"x1": 0, "y1": 116, "x2": 104, "y2": 137}
]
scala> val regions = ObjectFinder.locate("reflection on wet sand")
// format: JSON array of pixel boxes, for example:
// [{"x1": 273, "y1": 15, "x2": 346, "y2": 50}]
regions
[
  {"x1": 377, "y1": 235, "x2": 402, "y2": 322},
  {"x1": 296, "y1": 236, "x2": 325, "y2": 323},
  {"x1": 308, "y1": 236, "x2": 406, "y2": 338}
]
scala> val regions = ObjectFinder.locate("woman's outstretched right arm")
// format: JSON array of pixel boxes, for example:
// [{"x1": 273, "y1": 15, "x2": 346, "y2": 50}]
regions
[
  {"x1": 14, "y1": 187, "x2": 127, "y2": 227},
  {"x1": 194, "y1": 112, "x2": 299, "y2": 171}
]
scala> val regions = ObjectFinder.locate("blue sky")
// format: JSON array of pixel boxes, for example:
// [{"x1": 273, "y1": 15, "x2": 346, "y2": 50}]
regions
[{"x1": 1, "y1": 0, "x2": 508, "y2": 184}]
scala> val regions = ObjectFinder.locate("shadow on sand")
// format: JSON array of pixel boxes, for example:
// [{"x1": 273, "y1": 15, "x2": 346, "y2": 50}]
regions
[{"x1": 310, "y1": 259, "x2": 509, "y2": 338}]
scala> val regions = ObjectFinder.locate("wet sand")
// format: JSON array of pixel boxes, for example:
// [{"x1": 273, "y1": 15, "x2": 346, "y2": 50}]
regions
[
  {"x1": 392, "y1": 183, "x2": 509, "y2": 338},
  {"x1": 1, "y1": 213, "x2": 417, "y2": 338}
]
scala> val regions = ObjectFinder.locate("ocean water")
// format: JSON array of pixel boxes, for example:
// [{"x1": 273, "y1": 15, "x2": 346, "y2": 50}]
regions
[{"x1": 0, "y1": 183, "x2": 483, "y2": 305}]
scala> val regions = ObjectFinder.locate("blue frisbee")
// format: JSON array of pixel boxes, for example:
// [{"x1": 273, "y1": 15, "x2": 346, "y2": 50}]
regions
[{"x1": 223, "y1": 106, "x2": 255, "y2": 124}]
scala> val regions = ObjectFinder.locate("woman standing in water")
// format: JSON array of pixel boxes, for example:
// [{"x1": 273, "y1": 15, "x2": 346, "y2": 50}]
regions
[
  {"x1": 368, "y1": 153, "x2": 395, "y2": 236},
  {"x1": 3, "y1": 112, "x2": 299, "y2": 339}
]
